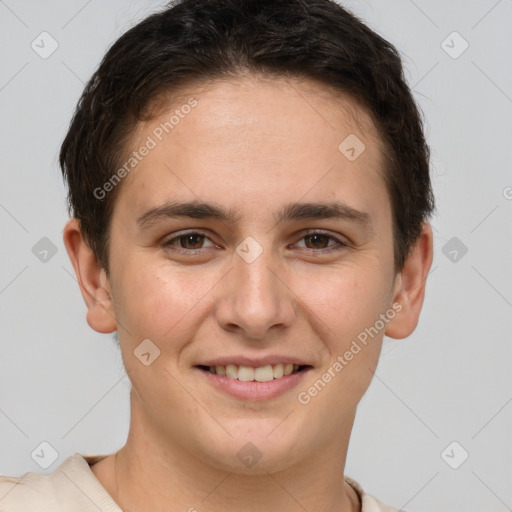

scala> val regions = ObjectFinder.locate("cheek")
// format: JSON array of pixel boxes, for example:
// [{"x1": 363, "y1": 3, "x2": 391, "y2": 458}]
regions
[
  {"x1": 296, "y1": 260, "x2": 392, "y2": 343},
  {"x1": 293, "y1": 266, "x2": 389, "y2": 428},
  {"x1": 293, "y1": 260, "x2": 392, "y2": 405},
  {"x1": 112, "y1": 257, "x2": 216, "y2": 342}
]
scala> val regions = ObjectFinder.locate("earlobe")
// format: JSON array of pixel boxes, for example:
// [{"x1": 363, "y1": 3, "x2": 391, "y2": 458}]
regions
[
  {"x1": 385, "y1": 222, "x2": 434, "y2": 339},
  {"x1": 62, "y1": 218, "x2": 117, "y2": 334}
]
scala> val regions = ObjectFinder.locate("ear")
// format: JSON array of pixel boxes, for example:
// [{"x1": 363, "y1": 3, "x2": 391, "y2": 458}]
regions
[
  {"x1": 62, "y1": 218, "x2": 117, "y2": 334},
  {"x1": 385, "y1": 222, "x2": 434, "y2": 339}
]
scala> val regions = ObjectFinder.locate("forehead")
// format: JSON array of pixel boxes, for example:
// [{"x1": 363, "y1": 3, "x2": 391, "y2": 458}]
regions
[
  {"x1": 114, "y1": 75, "x2": 388, "y2": 219},
  {"x1": 139, "y1": 75, "x2": 382, "y2": 148}
]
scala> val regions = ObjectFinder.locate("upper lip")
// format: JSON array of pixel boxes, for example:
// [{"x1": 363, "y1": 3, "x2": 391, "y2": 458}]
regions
[{"x1": 195, "y1": 355, "x2": 312, "y2": 368}]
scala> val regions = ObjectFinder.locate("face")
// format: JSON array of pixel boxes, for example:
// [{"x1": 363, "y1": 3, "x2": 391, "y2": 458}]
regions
[{"x1": 104, "y1": 76, "x2": 401, "y2": 473}]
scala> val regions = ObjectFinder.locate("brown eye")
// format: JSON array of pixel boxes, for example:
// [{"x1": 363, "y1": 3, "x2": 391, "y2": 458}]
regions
[
  {"x1": 178, "y1": 233, "x2": 205, "y2": 249},
  {"x1": 165, "y1": 232, "x2": 215, "y2": 251},
  {"x1": 303, "y1": 234, "x2": 331, "y2": 249},
  {"x1": 293, "y1": 231, "x2": 347, "y2": 253}
]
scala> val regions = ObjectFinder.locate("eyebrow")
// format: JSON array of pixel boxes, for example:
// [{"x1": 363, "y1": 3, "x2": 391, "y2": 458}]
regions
[{"x1": 136, "y1": 200, "x2": 372, "y2": 229}]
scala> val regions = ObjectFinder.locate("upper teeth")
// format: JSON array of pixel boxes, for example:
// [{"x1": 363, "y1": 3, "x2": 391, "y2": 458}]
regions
[{"x1": 209, "y1": 363, "x2": 300, "y2": 382}]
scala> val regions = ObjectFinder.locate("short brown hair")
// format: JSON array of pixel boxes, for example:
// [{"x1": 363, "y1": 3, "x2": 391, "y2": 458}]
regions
[{"x1": 60, "y1": 0, "x2": 434, "y2": 274}]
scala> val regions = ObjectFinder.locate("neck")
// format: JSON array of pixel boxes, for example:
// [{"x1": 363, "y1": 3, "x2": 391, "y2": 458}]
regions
[{"x1": 92, "y1": 396, "x2": 361, "y2": 512}]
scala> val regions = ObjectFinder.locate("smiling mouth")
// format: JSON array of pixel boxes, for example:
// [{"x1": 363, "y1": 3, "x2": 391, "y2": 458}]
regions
[{"x1": 195, "y1": 364, "x2": 311, "y2": 382}]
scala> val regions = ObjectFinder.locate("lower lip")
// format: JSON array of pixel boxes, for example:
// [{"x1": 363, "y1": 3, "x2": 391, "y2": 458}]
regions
[{"x1": 194, "y1": 367, "x2": 312, "y2": 401}]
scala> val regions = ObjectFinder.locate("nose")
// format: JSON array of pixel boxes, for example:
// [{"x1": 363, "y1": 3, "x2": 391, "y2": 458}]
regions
[{"x1": 214, "y1": 249, "x2": 296, "y2": 340}]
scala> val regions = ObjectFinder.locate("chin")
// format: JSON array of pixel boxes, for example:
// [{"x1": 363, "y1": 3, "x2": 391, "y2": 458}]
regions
[{"x1": 195, "y1": 424, "x2": 305, "y2": 475}]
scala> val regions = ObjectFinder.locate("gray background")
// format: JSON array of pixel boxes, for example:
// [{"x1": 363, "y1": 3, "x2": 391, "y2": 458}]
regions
[{"x1": 1, "y1": 1, "x2": 511, "y2": 511}]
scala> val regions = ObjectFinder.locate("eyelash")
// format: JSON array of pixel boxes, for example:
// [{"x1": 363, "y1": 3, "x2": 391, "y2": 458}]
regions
[{"x1": 163, "y1": 229, "x2": 349, "y2": 254}]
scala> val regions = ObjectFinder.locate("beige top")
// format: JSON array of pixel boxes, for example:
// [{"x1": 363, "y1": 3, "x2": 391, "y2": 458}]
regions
[{"x1": 0, "y1": 453, "x2": 402, "y2": 511}]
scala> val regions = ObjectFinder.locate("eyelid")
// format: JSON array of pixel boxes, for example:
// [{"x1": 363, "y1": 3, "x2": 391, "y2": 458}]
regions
[
  {"x1": 162, "y1": 228, "x2": 350, "y2": 254},
  {"x1": 163, "y1": 229, "x2": 218, "y2": 251},
  {"x1": 292, "y1": 229, "x2": 350, "y2": 250}
]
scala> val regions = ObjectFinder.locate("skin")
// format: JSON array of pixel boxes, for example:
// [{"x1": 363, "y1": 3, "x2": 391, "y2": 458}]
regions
[{"x1": 64, "y1": 75, "x2": 433, "y2": 512}]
